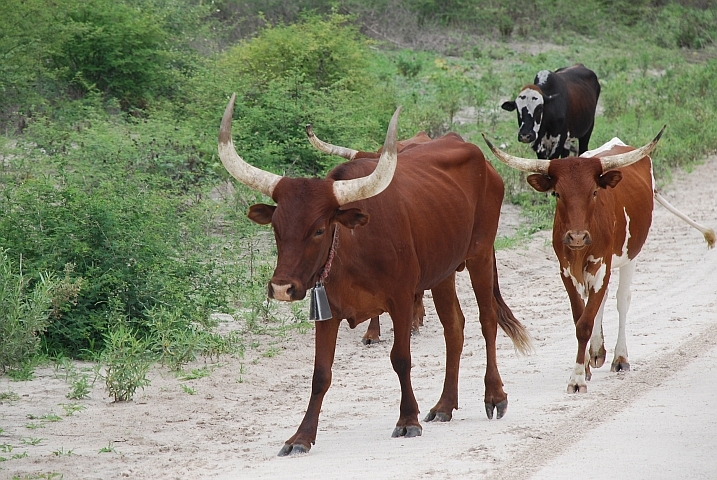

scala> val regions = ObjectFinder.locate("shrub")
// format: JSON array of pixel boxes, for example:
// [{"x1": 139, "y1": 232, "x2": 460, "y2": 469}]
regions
[
  {"x1": 101, "y1": 306, "x2": 153, "y2": 402},
  {"x1": 0, "y1": 249, "x2": 56, "y2": 373}
]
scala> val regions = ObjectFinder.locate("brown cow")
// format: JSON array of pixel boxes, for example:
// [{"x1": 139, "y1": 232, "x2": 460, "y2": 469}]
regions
[
  {"x1": 218, "y1": 94, "x2": 533, "y2": 455},
  {"x1": 305, "y1": 124, "x2": 431, "y2": 344},
  {"x1": 483, "y1": 130, "x2": 715, "y2": 394}
]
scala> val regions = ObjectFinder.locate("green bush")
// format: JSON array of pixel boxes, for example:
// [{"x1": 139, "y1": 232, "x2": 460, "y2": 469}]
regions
[
  {"x1": 0, "y1": 250, "x2": 56, "y2": 372},
  {"x1": 101, "y1": 308, "x2": 152, "y2": 402}
]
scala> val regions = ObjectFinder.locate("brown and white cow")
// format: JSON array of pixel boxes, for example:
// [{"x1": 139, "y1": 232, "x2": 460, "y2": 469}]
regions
[
  {"x1": 219, "y1": 94, "x2": 533, "y2": 455},
  {"x1": 483, "y1": 129, "x2": 715, "y2": 394},
  {"x1": 305, "y1": 124, "x2": 431, "y2": 344}
]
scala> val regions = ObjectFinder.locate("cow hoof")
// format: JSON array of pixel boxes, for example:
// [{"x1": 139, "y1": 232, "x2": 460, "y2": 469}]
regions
[
  {"x1": 610, "y1": 361, "x2": 630, "y2": 372},
  {"x1": 277, "y1": 442, "x2": 310, "y2": 456},
  {"x1": 485, "y1": 399, "x2": 508, "y2": 420},
  {"x1": 361, "y1": 337, "x2": 380, "y2": 345},
  {"x1": 424, "y1": 410, "x2": 452, "y2": 422},
  {"x1": 391, "y1": 425, "x2": 422, "y2": 438},
  {"x1": 589, "y1": 348, "x2": 606, "y2": 368},
  {"x1": 567, "y1": 384, "x2": 588, "y2": 394}
]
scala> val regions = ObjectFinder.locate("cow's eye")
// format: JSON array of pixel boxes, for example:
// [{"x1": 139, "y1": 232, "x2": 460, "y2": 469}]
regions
[
  {"x1": 314, "y1": 228, "x2": 325, "y2": 237},
  {"x1": 593, "y1": 191, "x2": 597, "y2": 197}
]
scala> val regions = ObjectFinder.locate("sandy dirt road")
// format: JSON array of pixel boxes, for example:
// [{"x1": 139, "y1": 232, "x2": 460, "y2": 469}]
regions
[{"x1": 2, "y1": 153, "x2": 716, "y2": 480}]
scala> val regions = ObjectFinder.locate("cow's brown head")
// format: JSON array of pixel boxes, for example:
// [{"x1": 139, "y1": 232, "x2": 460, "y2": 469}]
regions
[
  {"x1": 218, "y1": 94, "x2": 400, "y2": 301},
  {"x1": 482, "y1": 127, "x2": 664, "y2": 250}
]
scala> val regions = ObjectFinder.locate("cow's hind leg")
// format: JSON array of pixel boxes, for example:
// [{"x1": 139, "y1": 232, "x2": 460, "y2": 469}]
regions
[
  {"x1": 412, "y1": 294, "x2": 425, "y2": 334},
  {"x1": 389, "y1": 296, "x2": 422, "y2": 438},
  {"x1": 362, "y1": 317, "x2": 381, "y2": 345},
  {"x1": 425, "y1": 273, "x2": 464, "y2": 423},
  {"x1": 466, "y1": 256, "x2": 508, "y2": 419},
  {"x1": 612, "y1": 259, "x2": 636, "y2": 372},
  {"x1": 279, "y1": 318, "x2": 340, "y2": 456}
]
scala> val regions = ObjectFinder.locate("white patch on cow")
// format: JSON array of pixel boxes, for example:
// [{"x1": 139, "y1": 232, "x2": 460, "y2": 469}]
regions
[
  {"x1": 581, "y1": 137, "x2": 626, "y2": 157},
  {"x1": 536, "y1": 134, "x2": 561, "y2": 158},
  {"x1": 568, "y1": 362, "x2": 587, "y2": 391},
  {"x1": 586, "y1": 256, "x2": 607, "y2": 294},
  {"x1": 563, "y1": 256, "x2": 606, "y2": 302},
  {"x1": 565, "y1": 134, "x2": 578, "y2": 156},
  {"x1": 613, "y1": 259, "x2": 636, "y2": 365},
  {"x1": 562, "y1": 266, "x2": 586, "y2": 301},
  {"x1": 536, "y1": 70, "x2": 551, "y2": 86},
  {"x1": 611, "y1": 208, "x2": 632, "y2": 268}
]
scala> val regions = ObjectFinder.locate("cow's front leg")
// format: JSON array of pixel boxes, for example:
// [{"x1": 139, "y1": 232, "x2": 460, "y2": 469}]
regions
[
  {"x1": 389, "y1": 299, "x2": 421, "y2": 438},
  {"x1": 424, "y1": 274, "x2": 463, "y2": 422},
  {"x1": 589, "y1": 292, "x2": 608, "y2": 369},
  {"x1": 278, "y1": 318, "x2": 340, "y2": 456},
  {"x1": 568, "y1": 288, "x2": 607, "y2": 394}
]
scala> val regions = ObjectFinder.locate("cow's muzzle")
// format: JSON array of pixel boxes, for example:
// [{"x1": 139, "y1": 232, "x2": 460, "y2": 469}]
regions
[
  {"x1": 269, "y1": 282, "x2": 307, "y2": 302},
  {"x1": 562, "y1": 230, "x2": 593, "y2": 250},
  {"x1": 518, "y1": 132, "x2": 535, "y2": 144}
]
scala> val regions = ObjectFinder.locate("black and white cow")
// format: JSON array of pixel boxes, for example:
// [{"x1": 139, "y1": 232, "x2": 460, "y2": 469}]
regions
[{"x1": 501, "y1": 64, "x2": 600, "y2": 159}]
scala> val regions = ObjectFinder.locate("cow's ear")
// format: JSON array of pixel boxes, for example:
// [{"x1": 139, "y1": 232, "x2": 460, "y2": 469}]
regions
[
  {"x1": 527, "y1": 174, "x2": 554, "y2": 193},
  {"x1": 335, "y1": 208, "x2": 369, "y2": 229},
  {"x1": 501, "y1": 101, "x2": 517, "y2": 112},
  {"x1": 599, "y1": 171, "x2": 623, "y2": 189},
  {"x1": 248, "y1": 204, "x2": 276, "y2": 225},
  {"x1": 544, "y1": 93, "x2": 559, "y2": 103}
]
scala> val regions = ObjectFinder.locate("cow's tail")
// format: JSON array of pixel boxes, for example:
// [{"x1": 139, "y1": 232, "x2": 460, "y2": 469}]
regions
[
  {"x1": 654, "y1": 191, "x2": 715, "y2": 249},
  {"x1": 493, "y1": 251, "x2": 534, "y2": 356}
]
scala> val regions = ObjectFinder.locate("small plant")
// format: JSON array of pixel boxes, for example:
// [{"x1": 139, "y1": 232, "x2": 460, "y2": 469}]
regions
[
  {"x1": 0, "y1": 390, "x2": 19, "y2": 401},
  {"x1": 180, "y1": 384, "x2": 196, "y2": 395},
  {"x1": 24, "y1": 423, "x2": 44, "y2": 430},
  {"x1": 0, "y1": 443, "x2": 13, "y2": 453},
  {"x1": 52, "y1": 447, "x2": 73, "y2": 456},
  {"x1": 98, "y1": 442, "x2": 117, "y2": 454},
  {"x1": 59, "y1": 403, "x2": 86, "y2": 416},
  {"x1": 101, "y1": 313, "x2": 153, "y2": 402},
  {"x1": 21, "y1": 437, "x2": 43, "y2": 446},
  {"x1": 176, "y1": 367, "x2": 211, "y2": 381},
  {"x1": 67, "y1": 375, "x2": 93, "y2": 400},
  {"x1": 27, "y1": 413, "x2": 62, "y2": 423},
  {"x1": 396, "y1": 55, "x2": 422, "y2": 79},
  {"x1": 261, "y1": 346, "x2": 281, "y2": 358},
  {"x1": 12, "y1": 473, "x2": 64, "y2": 479}
]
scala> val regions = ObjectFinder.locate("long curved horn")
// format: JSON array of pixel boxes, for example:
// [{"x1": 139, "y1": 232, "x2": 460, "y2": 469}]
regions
[
  {"x1": 599, "y1": 126, "x2": 666, "y2": 172},
  {"x1": 218, "y1": 93, "x2": 283, "y2": 197},
  {"x1": 305, "y1": 124, "x2": 358, "y2": 160},
  {"x1": 481, "y1": 133, "x2": 550, "y2": 174},
  {"x1": 332, "y1": 107, "x2": 401, "y2": 206}
]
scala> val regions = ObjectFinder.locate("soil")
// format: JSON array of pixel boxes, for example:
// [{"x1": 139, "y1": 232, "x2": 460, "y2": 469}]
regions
[{"x1": 2, "y1": 152, "x2": 716, "y2": 480}]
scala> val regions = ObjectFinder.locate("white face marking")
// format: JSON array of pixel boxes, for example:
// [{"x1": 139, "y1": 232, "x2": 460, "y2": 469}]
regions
[
  {"x1": 516, "y1": 87, "x2": 544, "y2": 136},
  {"x1": 536, "y1": 70, "x2": 551, "y2": 85},
  {"x1": 611, "y1": 208, "x2": 632, "y2": 269}
]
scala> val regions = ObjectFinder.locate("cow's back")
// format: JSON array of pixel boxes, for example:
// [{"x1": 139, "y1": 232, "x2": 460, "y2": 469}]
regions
[
  {"x1": 328, "y1": 133, "x2": 502, "y2": 293},
  {"x1": 596, "y1": 148, "x2": 654, "y2": 261}
]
